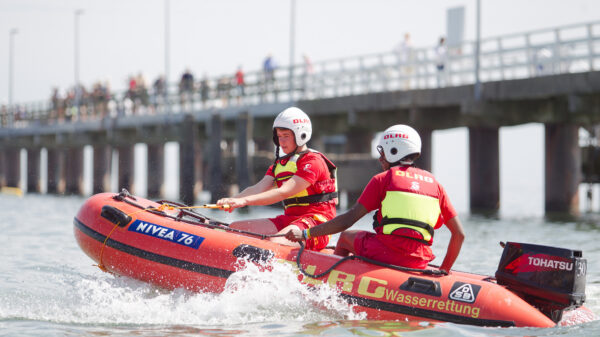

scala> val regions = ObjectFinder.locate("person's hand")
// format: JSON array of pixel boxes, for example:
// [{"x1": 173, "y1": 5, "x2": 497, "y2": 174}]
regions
[
  {"x1": 216, "y1": 198, "x2": 247, "y2": 213},
  {"x1": 285, "y1": 228, "x2": 304, "y2": 242}
]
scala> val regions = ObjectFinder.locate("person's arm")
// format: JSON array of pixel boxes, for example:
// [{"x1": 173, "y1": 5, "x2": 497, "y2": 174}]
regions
[
  {"x1": 244, "y1": 175, "x2": 310, "y2": 205},
  {"x1": 217, "y1": 175, "x2": 310, "y2": 211},
  {"x1": 216, "y1": 175, "x2": 274, "y2": 211},
  {"x1": 286, "y1": 203, "x2": 370, "y2": 241},
  {"x1": 439, "y1": 216, "x2": 465, "y2": 273},
  {"x1": 234, "y1": 175, "x2": 274, "y2": 198}
]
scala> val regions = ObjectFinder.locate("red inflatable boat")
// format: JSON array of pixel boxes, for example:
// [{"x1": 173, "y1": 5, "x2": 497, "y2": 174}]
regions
[{"x1": 73, "y1": 191, "x2": 594, "y2": 327}]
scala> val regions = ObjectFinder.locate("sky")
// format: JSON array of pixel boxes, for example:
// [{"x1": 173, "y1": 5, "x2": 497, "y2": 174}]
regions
[
  {"x1": 4, "y1": 0, "x2": 600, "y2": 215},
  {"x1": 1, "y1": 0, "x2": 600, "y2": 104}
]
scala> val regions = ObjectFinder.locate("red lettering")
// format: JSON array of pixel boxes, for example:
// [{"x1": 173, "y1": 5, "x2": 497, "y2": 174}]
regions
[
  {"x1": 384, "y1": 133, "x2": 409, "y2": 139},
  {"x1": 293, "y1": 118, "x2": 309, "y2": 124}
]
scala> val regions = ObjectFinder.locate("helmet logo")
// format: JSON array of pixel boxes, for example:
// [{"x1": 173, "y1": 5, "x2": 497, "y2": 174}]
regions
[
  {"x1": 384, "y1": 133, "x2": 409, "y2": 139},
  {"x1": 293, "y1": 118, "x2": 310, "y2": 124}
]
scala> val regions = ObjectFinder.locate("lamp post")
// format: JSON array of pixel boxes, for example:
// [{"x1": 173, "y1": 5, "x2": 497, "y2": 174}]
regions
[
  {"x1": 8, "y1": 28, "x2": 18, "y2": 127},
  {"x1": 74, "y1": 9, "x2": 83, "y2": 85},
  {"x1": 74, "y1": 9, "x2": 84, "y2": 114},
  {"x1": 289, "y1": 0, "x2": 296, "y2": 99},
  {"x1": 164, "y1": 0, "x2": 170, "y2": 113},
  {"x1": 474, "y1": 0, "x2": 481, "y2": 101},
  {"x1": 8, "y1": 28, "x2": 18, "y2": 114}
]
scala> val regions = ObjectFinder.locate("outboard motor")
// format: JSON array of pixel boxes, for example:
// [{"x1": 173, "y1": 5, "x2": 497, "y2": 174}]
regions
[{"x1": 495, "y1": 242, "x2": 586, "y2": 323}]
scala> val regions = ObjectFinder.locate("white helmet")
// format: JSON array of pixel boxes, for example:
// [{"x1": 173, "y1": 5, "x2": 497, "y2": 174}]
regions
[
  {"x1": 378, "y1": 124, "x2": 421, "y2": 164},
  {"x1": 272, "y1": 107, "x2": 312, "y2": 146}
]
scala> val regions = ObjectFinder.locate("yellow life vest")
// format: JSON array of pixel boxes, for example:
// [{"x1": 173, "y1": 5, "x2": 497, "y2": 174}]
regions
[
  {"x1": 273, "y1": 150, "x2": 337, "y2": 208},
  {"x1": 373, "y1": 171, "x2": 442, "y2": 245}
]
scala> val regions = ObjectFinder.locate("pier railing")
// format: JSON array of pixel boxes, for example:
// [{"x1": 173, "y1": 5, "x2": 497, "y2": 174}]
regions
[{"x1": 2, "y1": 20, "x2": 600, "y2": 128}]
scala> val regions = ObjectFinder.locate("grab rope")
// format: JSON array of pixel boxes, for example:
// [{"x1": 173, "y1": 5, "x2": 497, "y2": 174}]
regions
[
  {"x1": 295, "y1": 242, "x2": 448, "y2": 279},
  {"x1": 95, "y1": 222, "x2": 120, "y2": 273}
]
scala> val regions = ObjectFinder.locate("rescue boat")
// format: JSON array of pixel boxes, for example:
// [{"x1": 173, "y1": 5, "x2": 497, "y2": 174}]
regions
[{"x1": 73, "y1": 191, "x2": 594, "y2": 328}]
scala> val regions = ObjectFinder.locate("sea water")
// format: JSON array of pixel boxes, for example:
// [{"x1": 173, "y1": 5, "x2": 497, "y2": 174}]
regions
[
  {"x1": 1, "y1": 192, "x2": 600, "y2": 337},
  {"x1": 3, "y1": 124, "x2": 600, "y2": 336}
]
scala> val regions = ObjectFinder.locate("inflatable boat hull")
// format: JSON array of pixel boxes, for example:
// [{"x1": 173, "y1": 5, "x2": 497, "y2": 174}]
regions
[{"x1": 73, "y1": 193, "x2": 593, "y2": 327}]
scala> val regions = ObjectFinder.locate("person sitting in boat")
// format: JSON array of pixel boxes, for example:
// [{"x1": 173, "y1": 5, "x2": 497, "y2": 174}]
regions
[
  {"x1": 216, "y1": 107, "x2": 338, "y2": 250},
  {"x1": 286, "y1": 124, "x2": 465, "y2": 274}
]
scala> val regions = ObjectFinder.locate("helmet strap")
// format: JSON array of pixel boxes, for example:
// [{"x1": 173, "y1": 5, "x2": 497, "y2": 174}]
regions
[
  {"x1": 394, "y1": 153, "x2": 419, "y2": 167},
  {"x1": 273, "y1": 145, "x2": 280, "y2": 165},
  {"x1": 272, "y1": 129, "x2": 279, "y2": 146},
  {"x1": 274, "y1": 146, "x2": 297, "y2": 162},
  {"x1": 389, "y1": 160, "x2": 415, "y2": 167}
]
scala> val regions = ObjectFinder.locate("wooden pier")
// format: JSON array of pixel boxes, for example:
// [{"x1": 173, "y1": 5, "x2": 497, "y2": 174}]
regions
[{"x1": 2, "y1": 71, "x2": 600, "y2": 215}]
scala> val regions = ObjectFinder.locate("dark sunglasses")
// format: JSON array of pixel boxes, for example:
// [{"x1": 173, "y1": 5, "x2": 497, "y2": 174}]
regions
[{"x1": 377, "y1": 145, "x2": 384, "y2": 157}]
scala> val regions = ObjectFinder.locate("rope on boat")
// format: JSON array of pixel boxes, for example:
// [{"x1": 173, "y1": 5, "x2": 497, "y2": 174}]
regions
[
  {"x1": 102, "y1": 189, "x2": 439, "y2": 277},
  {"x1": 295, "y1": 242, "x2": 448, "y2": 279},
  {"x1": 95, "y1": 189, "x2": 287, "y2": 272},
  {"x1": 95, "y1": 222, "x2": 120, "y2": 273}
]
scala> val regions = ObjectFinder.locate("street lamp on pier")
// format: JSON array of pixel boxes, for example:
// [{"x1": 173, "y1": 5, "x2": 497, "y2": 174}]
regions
[
  {"x1": 289, "y1": 0, "x2": 296, "y2": 99},
  {"x1": 474, "y1": 0, "x2": 481, "y2": 100},
  {"x1": 74, "y1": 9, "x2": 84, "y2": 86},
  {"x1": 74, "y1": 9, "x2": 84, "y2": 114},
  {"x1": 164, "y1": 0, "x2": 171, "y2": 113},
  {"x1": 8, "y1": 28, "x2": 18, "y2": 113}
]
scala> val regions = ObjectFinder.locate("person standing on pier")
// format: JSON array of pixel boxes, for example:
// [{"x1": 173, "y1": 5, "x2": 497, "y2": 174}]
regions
[
  {"x1": 286, "y1": 125, "x2": 465, "y2": 274},
  {"x1": 216, "y1": 107, "x2": 338, "y2": 250},
  {"x1": 435, "y1": 37, "x2": 447, "y2": 87}
]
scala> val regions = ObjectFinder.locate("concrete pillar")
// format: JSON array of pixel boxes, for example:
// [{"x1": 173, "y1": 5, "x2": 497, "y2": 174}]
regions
[
  {"x1": 254, "y1": 137, "x2": 272, "y2": 153},
  {"x1": 469, "y1": 126, "x2": 500, "y2": 212},
  {"x1": 147, "y1": 143, "x2": 165, "y2": 199},
  {"x1": 236, "y1": 111, "x2": 252, "y2": 191},
  {"x1": 179, "y1": 114, "x2": 196, "y2": 205},
  {"x1": 117, "y1": 145, "x2": 134, "y2": 193},
  {"x1": 309, "y1": 133, "x2": 326, "y2": 153},
  {"x1": 415, "y1": 128, "x2": 432, "y2": 172},
  {"x1": 65, "y1": 147, "x2": 84, "y2": 195},
  {"x1": 545, "y1": 124, "x2": 581, "y2": 214},
  {"x1": 0, "y1": 150, "x2": 4, "y2": 187},
  {"x1": 208, "y1": 113, "x2": 226, "y2": 202},
  {"x1": 46, "y1": 148, "x2": 65, "y2": 194},
  {"x1": 93, "y1": 144, "x2": 112, "y2": 194},
  {"x1": 345, "y1": 126, "x2": 373, "y2": 154},
  {"x1": 194, "y1": 138, "x2": 204, "y2": 198},
  {"x1": 5, "y1": 148, "x2": 20, "y2": 188},
  {"x1": 27, "y1": 148, "x2": 41, "y2": 193}
]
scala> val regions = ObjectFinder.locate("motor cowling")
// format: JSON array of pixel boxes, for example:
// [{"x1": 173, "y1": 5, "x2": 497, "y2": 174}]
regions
[{"x1": 495, "y1": 242, "x2": 587, "y2": 323}]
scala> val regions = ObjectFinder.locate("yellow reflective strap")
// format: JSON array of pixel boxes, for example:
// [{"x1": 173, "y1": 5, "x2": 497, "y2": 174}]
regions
[
  {"x1": 312, "y1": 213, "x2": 328, "y2": 222},
  {"x1": 275, "y1": 174, "x2": 294, "y2": 182}
]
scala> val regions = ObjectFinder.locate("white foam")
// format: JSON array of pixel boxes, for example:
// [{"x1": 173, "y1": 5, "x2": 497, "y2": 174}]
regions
[{"x1": 1, "y1": 259, "x2": 363, "y2": 325}]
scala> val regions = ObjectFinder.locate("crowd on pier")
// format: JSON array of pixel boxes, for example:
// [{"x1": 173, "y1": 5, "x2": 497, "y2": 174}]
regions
[
  {"x1": 2, "y1": 30, "x2": 571, "y2": 128},
  {"x1": 0, "y1": 53, "x2": 291, "y2": 127}
]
